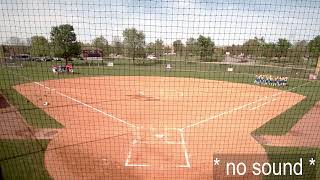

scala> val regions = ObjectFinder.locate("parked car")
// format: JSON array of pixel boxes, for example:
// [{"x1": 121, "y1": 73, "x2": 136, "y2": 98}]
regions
[
  {"x1": 147, "y1": 55, "x2": 157, "y2": 60},
  {"x1": 44, "y1": 56, "x2": 53, "y2": 61},
  {"x1": 31, "y1": 56, "x2": 52, "y2": 62},
  {"x1": 14, "y1": 54, "x2": 31, "y2": 61},
  {"x1": 52, "y1": 57, "x2": 64, "y2": 61},
  {"x1": 31, "y1": 57, "x2": 41, "y2": 61}
]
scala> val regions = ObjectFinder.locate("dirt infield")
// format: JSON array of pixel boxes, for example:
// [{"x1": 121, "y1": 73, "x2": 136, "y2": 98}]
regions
[{"x1": 14, "y1": 76, "x2": 305, "y2": 179}]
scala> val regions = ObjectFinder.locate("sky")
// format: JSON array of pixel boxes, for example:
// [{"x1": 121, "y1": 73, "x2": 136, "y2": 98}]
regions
[{"x1": 1, "y1": 0, "x2": 320, "y2": 46}]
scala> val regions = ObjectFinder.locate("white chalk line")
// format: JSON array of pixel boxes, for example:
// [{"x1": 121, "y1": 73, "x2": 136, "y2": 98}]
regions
[
  {"x1": 249, "y1": 98, "x2": 277, "y2": 111},
  {"x1": 125, "y1": 141, "x2": 150, "y2": 167},
  {"x1": 33, "y1": 82, "x2": 136, "y2": 128},
  {"x1": 183, "y1": 81, "x2": 312, "y2": 130},
  {"x1": 125, "y1": 128, "x2": 190, "y2": 168},
  {"x1": 35, "y1": 81, "x2": 150, "y2": 166},
  {"x1": 179, "y1": 129, "x2": 191, "y2": 168},
  {"x1": 165, "y1": 128, "x2": 183, "y2": 144},
  {"x1": 25, "y1": 74, "x2": 312, "y2": 168}
]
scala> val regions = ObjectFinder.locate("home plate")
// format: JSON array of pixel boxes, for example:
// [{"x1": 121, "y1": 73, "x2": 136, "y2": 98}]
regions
[
  {"x1": 126, "y1": 143, "x2": 188, "y2": 169},
  {"x1": 155, "y1": 134, "x2": 165, "y2": 139},
  {"x1": 125, "y1": 127, "x2": 190, "y2": 168}
]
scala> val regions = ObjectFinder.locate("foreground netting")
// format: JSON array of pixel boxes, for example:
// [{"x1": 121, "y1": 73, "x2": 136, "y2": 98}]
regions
[{"x1": 0, "y1": 0, "x2": 320, "y2": 179}]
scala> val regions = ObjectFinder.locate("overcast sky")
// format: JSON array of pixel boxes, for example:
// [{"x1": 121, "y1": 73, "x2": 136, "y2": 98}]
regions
[{"x1": 1, "y1": 0, "x2": 320, "y2": 46}]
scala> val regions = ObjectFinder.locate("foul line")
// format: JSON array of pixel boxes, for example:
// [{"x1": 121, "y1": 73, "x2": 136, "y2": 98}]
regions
[
  {"x1": 179, "y1": 129, "x2": 191, "y2": 168},
  {"x1": 183, "y1": 81, "x2": 312, "y2": 130},
  {"x1": 33, "y1": 82, "x2": 136, "y2": 128},
  {"x1": 249, "y1": 98, "x2": 277, "y2": 111}
]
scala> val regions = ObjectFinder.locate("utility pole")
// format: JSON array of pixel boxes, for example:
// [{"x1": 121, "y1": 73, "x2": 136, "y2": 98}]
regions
[{"x1": 316, "y1": 56, "x2": 320, "y2": 75}]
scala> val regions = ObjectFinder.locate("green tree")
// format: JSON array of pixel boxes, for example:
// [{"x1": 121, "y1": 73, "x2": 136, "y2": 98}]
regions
[
  {"x1": 173, "y1": 40, "x2": 184, "y2": 55},
  {"x1": 197, "y1": 35, "x2": 214, "y2": 61},
  {"x1": 295, "y1": 40, "x2": 308, "y2": 55},
  {"x1": 92, "y1": 36, "x2": 109, "y2": 57},
  {"x1": 308, "y1": 35, "x2": 320, "y2": 58},
  {"x1": 30, "y1": 36, "x2": 50, "y2": 57},
  {"x1": 146, "y1": 42, "x2": 155, "y2": 55},
  {"x1": 262, "y1": 42, "x2": 277, "y2": 58},
  {"x1": 287, "y1": 40, "x2": 308, "y2": 65},
  {"x1": 50, "y1": 24, "x2": 81, "y2": 64},
  {"x1": 0, "y1": 45, "x2": 4, "y2": 63},
  {"x1": 185, "y1": 38, "x2": 197, "y2": 56},
  {"x1": 164, "y1": 45, "x2": 171, "y2": 54},
  {"x1": 154, "y1": 39, "x2": 164, "y2": 57},
  {"x1": 80, "y1": 42, "x2": 92, "y2": 49},
  {"x1": 226, "y1": 44, "x2": 242, "y2": 56},
  {"x1": 122, "y1": 28, "x2": 146, "y2": 61},
  {"x1": 146, "y1": 39, "x2": 164, "y2": 57},
  {"x1": 276, "y1": 38, "x2": 292, "y2": 58},
  {"x1": 111, "y1": 36, "x2": 123, "y2": 55},
  {"x1": 242, "y1": 37, "x2": 265, "y2": 57}
]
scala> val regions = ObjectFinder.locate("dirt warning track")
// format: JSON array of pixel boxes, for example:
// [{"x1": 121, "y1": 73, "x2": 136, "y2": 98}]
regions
[{"x1": 14, "y1": 76, "x2": 305, "y2": 179}]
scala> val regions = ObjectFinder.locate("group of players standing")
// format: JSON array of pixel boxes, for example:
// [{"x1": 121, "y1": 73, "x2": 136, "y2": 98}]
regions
[{"x1": 254, "y1": 74, "x2": 288, "y2": 86}]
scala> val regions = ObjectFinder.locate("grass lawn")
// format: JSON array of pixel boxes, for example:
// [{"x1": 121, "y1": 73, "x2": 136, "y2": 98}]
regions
[
  {"x1": 0, "y1": 140, "x2": 51, "y2": 180},
  {"x1": 0, "y1": 67, "x2": 63, "y2": 128}
]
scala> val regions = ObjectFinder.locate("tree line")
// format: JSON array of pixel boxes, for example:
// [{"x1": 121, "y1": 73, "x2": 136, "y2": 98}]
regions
[
  {"x1": 1, "y1": 25, "x2": 217, "y2": 63},
  {"x1": 1, "y1": 24, "x2": 320, "y2": 65},
  {"x1": 227, "y1": 37, "x2": 320, "y2": 62}
]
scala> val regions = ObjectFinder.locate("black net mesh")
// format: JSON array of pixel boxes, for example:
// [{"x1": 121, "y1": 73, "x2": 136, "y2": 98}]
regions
[{"x1": 0, "y1": 0, "x2": 320, "y2": 179}]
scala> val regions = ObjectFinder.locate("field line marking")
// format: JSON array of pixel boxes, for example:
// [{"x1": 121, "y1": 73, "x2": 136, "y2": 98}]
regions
[
  {"x1": 9, "y1": 72, "x2": 137, "y2": 128},
  {"x1": 164, "y1": 128, "x2": 183, "y2": 144},
  {"x1": 179, "y1": 129, "x2": 191, "y2": 168},
  {"x1": 249, "y1": 98, "x2": 277, "y2": 111},
  {"x1": 183, "y1": 101, "x2": 256, "y2": 129},
  {"x1": 183, "y1": 81, "x2": 312, "y2": 130},
  {"x1": 270, "y1": 81, "x2": 311, "y2": 97},
  {"x1": 124, "y1": 146, "x2": 150, "y2": 167},
  {"x1": 125, "y1": 135, "x2": 150, "y2": 167},
  {"x1": 124, "y1": 147, "x2": 132, "y2": 166},
  {"x1": 33, "y1": 82, "x2": 137, "y2": 128}
]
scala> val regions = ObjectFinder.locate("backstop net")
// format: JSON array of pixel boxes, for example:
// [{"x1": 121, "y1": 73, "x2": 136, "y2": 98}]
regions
[{"x1": 0, "y1": 0, "x2": 320, "y2": 179}]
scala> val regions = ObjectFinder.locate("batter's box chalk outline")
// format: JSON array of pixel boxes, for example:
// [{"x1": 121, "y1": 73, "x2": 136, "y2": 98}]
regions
[
  {"x1": 125, "y1": 128, "x2": 191, "y2": 168},
  {"x1": 164, "y1": 128, "x2": 183, "y2": 144}
]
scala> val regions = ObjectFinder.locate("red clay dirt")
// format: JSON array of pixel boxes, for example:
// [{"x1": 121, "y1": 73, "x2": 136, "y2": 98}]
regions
[
  {"x1": 14, "y1": 76, "x2": 305, "y2": 179},
  {"x1": 255, "y1": 101, "x2": 320, "y2": 147}
]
